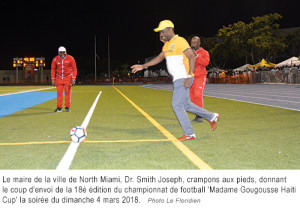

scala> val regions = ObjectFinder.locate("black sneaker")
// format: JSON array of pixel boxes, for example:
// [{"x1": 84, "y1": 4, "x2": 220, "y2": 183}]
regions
[
  {"x1": 192, "y1": 115, "x2": 203, "y2": 123},
  {"x1": 65, "y1": 107, "x2": 70, "y2": 112},
  {"x1": 54, "y1": 107, "x2": 62, "y2": 112}
]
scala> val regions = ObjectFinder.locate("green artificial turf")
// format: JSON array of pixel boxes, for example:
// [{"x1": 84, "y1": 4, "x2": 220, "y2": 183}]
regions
[{"x1": 0, "y1": 85, "x2": 299, "y2": 169}]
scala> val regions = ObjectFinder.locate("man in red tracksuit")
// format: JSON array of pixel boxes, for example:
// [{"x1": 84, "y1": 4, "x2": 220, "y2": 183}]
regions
[
  {"x1": 190, "y1": 36, "x2": 210, "y2": 122},
  {"x1": 51, "y1": 46, "x2": 77, "y2": 112}
]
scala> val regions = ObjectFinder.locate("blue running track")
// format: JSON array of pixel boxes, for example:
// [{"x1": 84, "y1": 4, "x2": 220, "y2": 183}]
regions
[{"x1": 0, "y1": 92, "x2": 57, "y2": 118}]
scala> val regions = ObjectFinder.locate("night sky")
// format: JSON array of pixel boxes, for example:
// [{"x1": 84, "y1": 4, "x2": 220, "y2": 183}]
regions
[{"x1": 0, "y1": 0, "x2": 299, "y2": 69}]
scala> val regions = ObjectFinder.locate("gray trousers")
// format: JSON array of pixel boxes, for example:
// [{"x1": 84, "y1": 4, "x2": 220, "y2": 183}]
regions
[{"x1": 172, "y1": 78, "x2": 214, "y2": 136}]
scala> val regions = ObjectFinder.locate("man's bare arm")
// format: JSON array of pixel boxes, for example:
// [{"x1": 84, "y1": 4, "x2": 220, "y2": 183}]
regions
[
  {"x1": 182, "y1": 48, "x2": 196, "y2": 88},
  {"x1": 131, "y1": 52, "x2": 165, "y2": 73},
  {"x1": 184, "y1": 48, "x2": 196, "y2": 75}
]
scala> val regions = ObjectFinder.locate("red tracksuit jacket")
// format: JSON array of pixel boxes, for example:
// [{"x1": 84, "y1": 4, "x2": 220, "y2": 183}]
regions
[
  {"x1": 194, "y1": 47, "x2": 210, "y2": 77},
  {"x1": 51, "y1": 54, "x2": 77, "y2": 81}
]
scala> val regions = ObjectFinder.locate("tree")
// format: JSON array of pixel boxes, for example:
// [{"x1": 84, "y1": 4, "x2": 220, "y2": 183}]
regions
[
  {"x1": 279, "y1": 28, "x2": 300, "y2": 60},
  {"x1": 211, "y1": 21, "x2": 250, "y2": 68},
  {"x1": 247, "y1": 13, "x2": 286, "y2": 62},
  {"x1": 210, "y1": 13, "x2": 287, "y2": 68}
]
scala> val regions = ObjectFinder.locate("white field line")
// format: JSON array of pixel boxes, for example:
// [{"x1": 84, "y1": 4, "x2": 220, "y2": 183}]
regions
[
  {"x1": 0, "y1": 87, "x2": 56, "y2": 96},
  {"x1": 56, "y1": 91, "x2": 102, "y2": 170}
]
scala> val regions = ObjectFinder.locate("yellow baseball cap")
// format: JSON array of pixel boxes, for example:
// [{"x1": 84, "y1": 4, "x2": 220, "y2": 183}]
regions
[{"x1": 154, "y1": 20, "x2": 174, "y2": 32}]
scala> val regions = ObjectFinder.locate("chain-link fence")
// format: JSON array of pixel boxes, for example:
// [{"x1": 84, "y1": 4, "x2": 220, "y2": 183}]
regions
[{"x1": 256, "y1": 69, "x2": 299, "y2": 84}]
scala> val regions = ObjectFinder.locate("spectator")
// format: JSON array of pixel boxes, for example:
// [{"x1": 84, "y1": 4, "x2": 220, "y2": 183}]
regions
[{"x1": 290, "y1": 64, "x2": 298, "y2": 84}]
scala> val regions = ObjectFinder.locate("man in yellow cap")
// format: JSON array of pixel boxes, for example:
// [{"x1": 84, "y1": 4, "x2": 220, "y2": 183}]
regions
[{"x1": 131, "y1": 20, "x2": 219, "y2": 141}]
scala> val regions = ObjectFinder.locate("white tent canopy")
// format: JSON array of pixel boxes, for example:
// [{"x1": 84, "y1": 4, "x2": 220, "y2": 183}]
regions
[
  {"x1": 207, "y1": 67, "x2": 222, "y2": 73},
  {"x1": 233, "y1": 64, "x2": 252, "y2": 72},
  {"x1": 275, "y1": 57, "x2": 300, "y2": 67}
]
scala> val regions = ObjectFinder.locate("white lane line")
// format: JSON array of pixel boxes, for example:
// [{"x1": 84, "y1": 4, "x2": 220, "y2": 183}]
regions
[
  {"x1": 0, "y1": 87, "x2": 56, "y2": 96},
  {"x1": 56, "y1": 91, "x2": 102, "y2": 170},
  {"x1": 204, "y1": 91, "x2": 300, "y2": 104},
  {"x1": 205, "y1": 89, "x2": 300, "y2": 99},
  {"x1": 204, "y1": 95, "x2": 300, "y2": 112},
  {"x1": 142, "y1": 85, "x2": 300, "y2": 111}
]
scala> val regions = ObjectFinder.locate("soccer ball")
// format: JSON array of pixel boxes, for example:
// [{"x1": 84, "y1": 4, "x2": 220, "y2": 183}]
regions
[{"x1": 70, "y1": 126, "x2": 87, "y2": 143}]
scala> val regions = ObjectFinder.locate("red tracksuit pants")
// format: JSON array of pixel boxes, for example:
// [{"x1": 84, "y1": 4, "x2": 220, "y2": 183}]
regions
[
  {"x1": 190, "y1": 75, "x2": 207, "y2": 108},
  {"x1": 56, "y1": 76, "x2": 72, "y2": 108}
]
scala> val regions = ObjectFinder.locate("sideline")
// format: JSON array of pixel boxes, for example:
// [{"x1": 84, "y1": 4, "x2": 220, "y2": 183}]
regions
[
  {"x1": 56, "y1": 91, "x2": 102, "y2": 170},
  {"x1": 113, "y1": 86, "x2": 213, "y2": 170},
  {"x1": 0, "y1": 87, "x2": 56, "y2": 96}
]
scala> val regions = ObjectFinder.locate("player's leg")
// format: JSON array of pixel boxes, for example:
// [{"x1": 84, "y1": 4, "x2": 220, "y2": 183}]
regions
[
  {"x1": 199, "y1": 76, "x2": 206, "y2": 107},
  {"x1": 190, "y1": 77, "x2": 201, "y2": 107},
  {"x1": 172, "y1": 78, "x2": 195, "y2": 139},
  {"x1": 190, "y1": 76, "x2": 206, "y2": 122},
  {"x1": 55, "y1": 80, "x2": 63, "y2": 112},
  {"x1": 190, "y1": 78, "x2": 197, "y2": 105},
  {"x1": 186, "y1": 80, "x2": 219, "y2": 131},
  {"x1": 64, "y1": 78, "x2": 72, "y2": 112}
]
